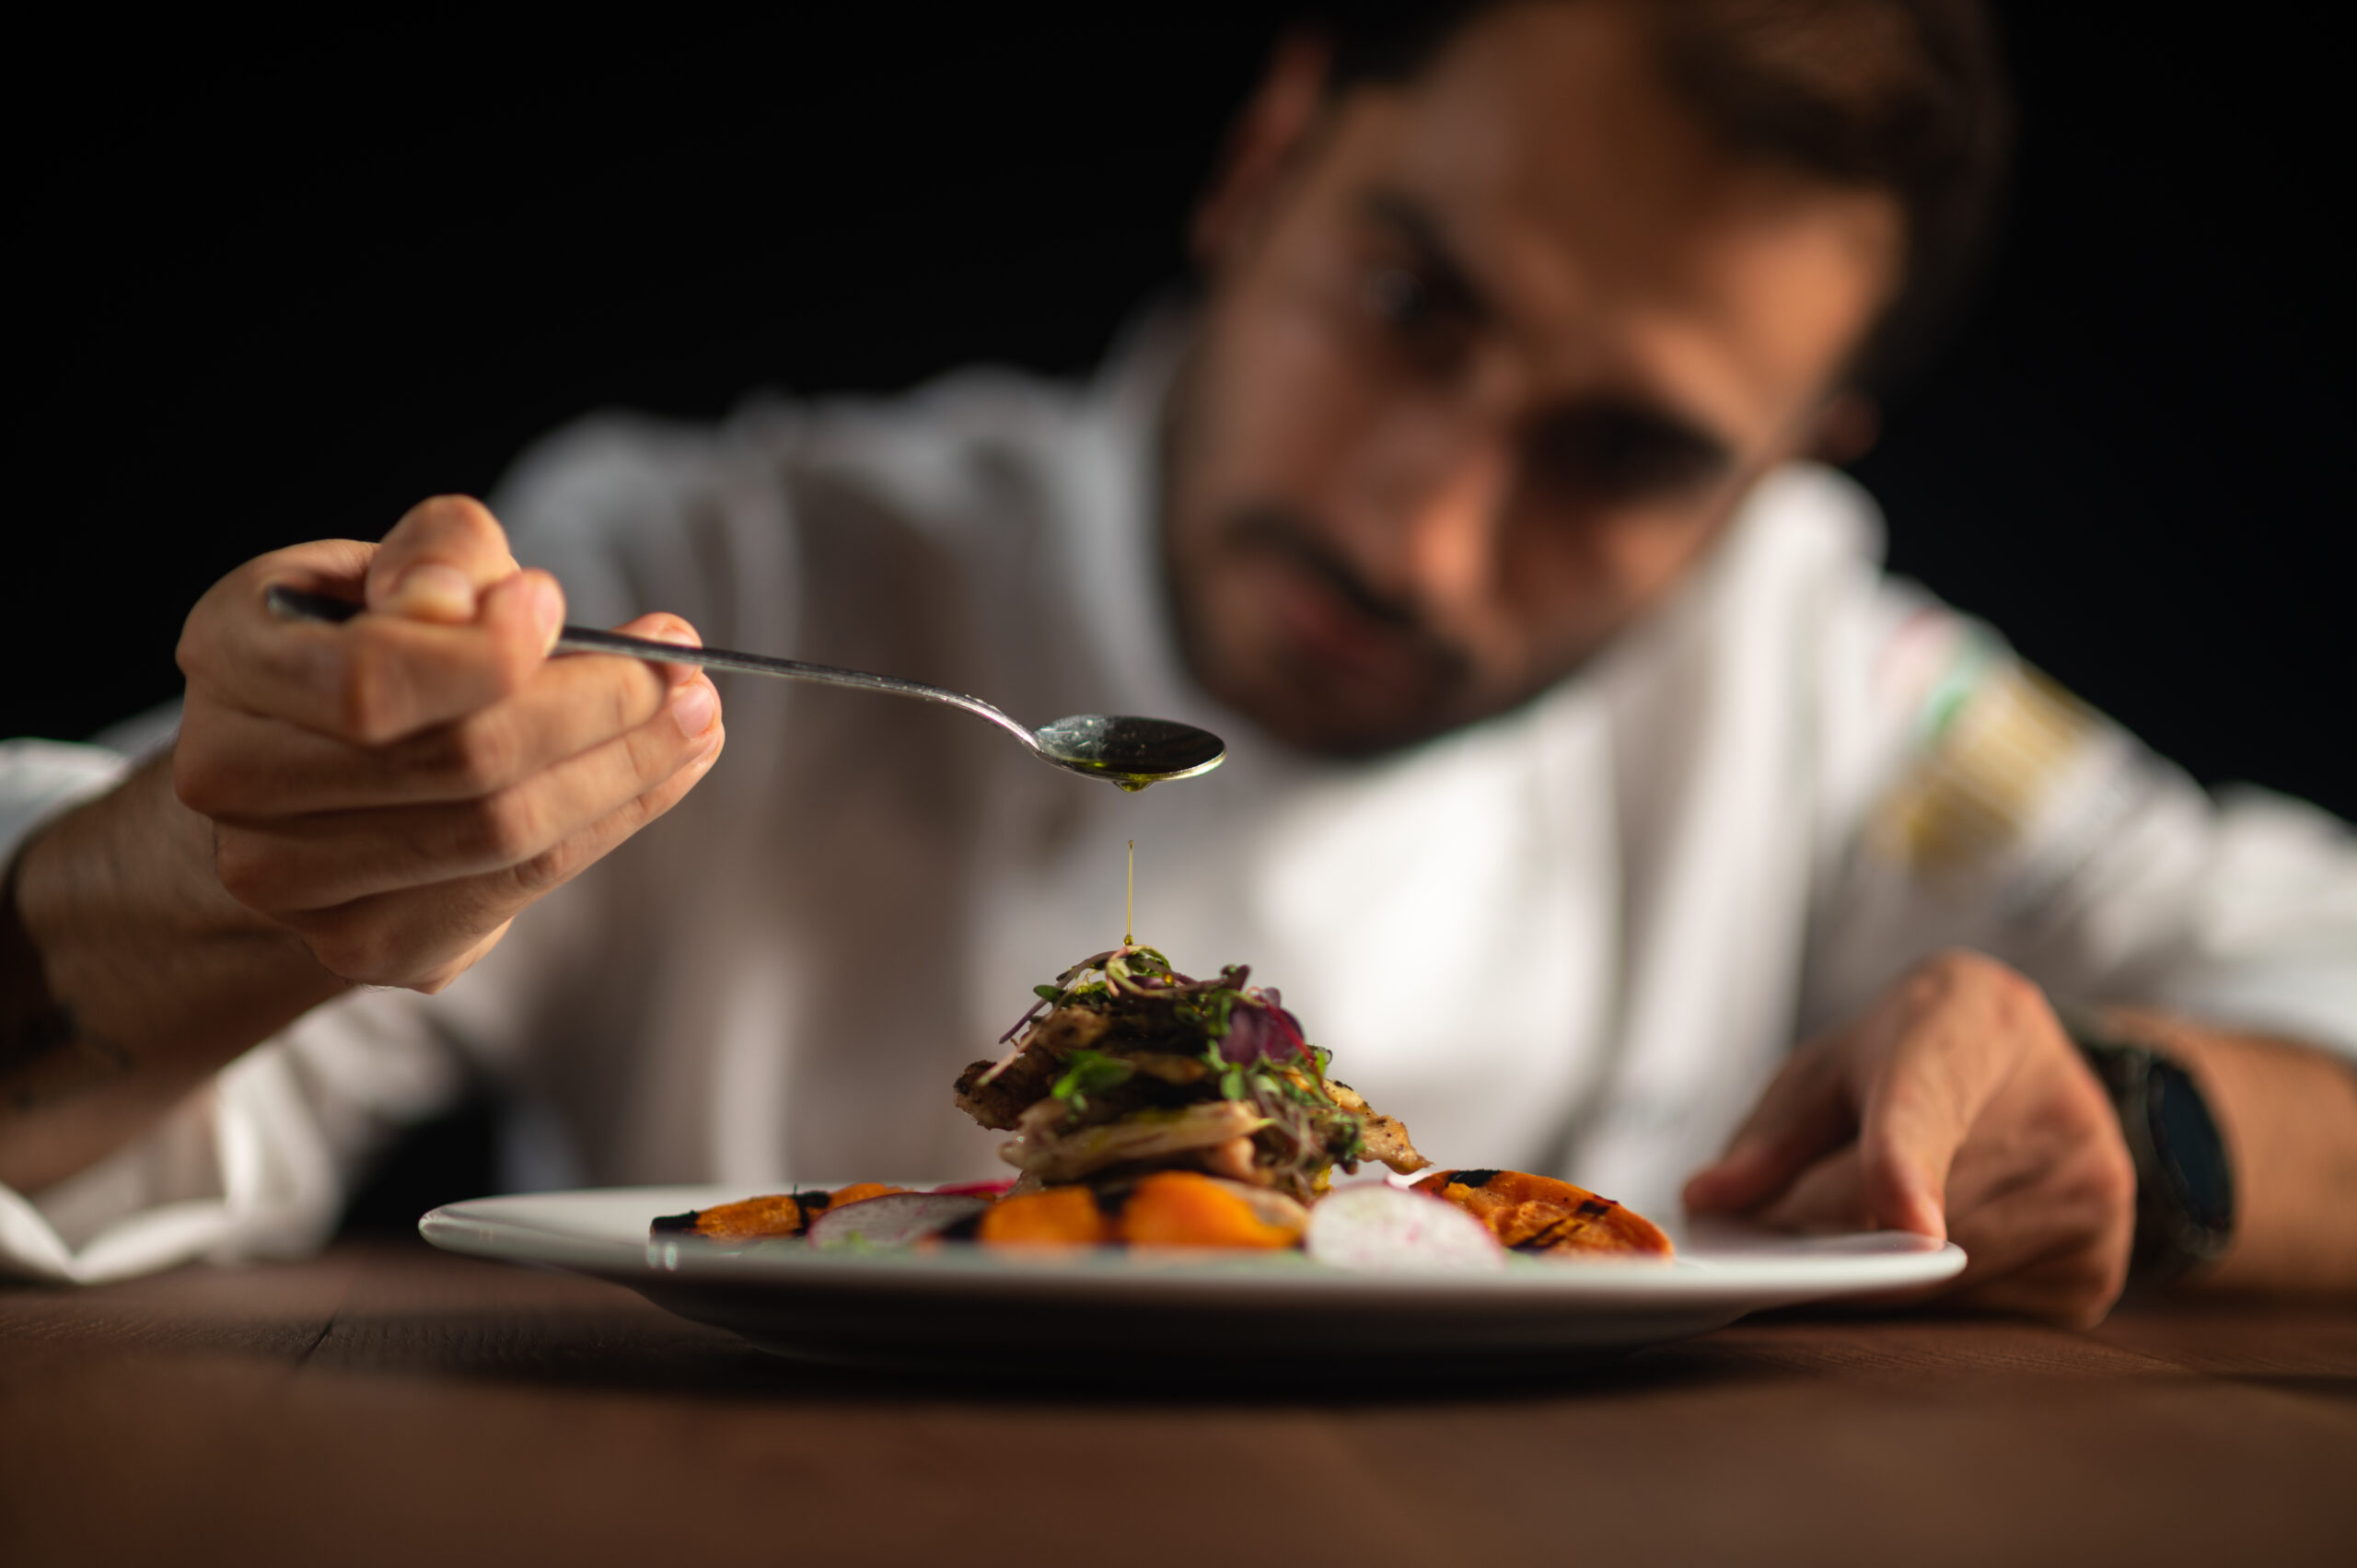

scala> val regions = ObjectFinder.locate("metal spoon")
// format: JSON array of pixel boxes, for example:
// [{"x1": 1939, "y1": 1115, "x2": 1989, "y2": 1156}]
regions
[{"x1": 264, "y1": 585, "x2": 1224, "y2": 789}]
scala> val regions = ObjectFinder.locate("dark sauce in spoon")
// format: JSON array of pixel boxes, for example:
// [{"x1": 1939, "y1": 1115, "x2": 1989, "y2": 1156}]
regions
[{"x1": 1033, "y1": 714, "x2": 1225, "y2": 791}]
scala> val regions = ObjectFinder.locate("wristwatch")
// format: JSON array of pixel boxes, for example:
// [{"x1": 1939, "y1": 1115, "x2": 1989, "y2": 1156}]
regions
[{"x1": 2069, "y1": 1020, "x2": 2236, "y2": 1289}]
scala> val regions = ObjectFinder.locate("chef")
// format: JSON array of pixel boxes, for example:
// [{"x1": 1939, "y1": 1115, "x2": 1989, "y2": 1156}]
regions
[{"x1": 5, "y1": 0, "x2": 2353, "y2": 1318}]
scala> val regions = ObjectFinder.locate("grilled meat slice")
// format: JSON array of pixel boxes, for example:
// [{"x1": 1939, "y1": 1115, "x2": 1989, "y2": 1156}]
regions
[
  {"x1": 954, "y1": 1046, "x2": 1062, "y2": 1131},
  {"x1": 1326, "y1": 1079, "x2": 1431, "y2": 1174},
  {"x1": 1196, "y1": 1134, "x2": 1260, "y2": 1182},
  {"x1": 1001, "y1": 1100, "x2": 1271, "y2": 1183},
  {"x1": 955, "y1": 1005, "x2": 1119, "y2": 1130},
  {"x1": 1123, "y1": 1051, "x2": 1215, "y2": 1086},
  {"x1": 1026, "y1": 1004, "x2": 1112, "y2": 1058}
]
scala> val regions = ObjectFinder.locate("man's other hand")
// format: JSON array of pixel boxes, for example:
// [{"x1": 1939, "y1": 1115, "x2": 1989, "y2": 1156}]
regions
[
  {"x1": 1681, "y1": 950, "x2": 2137, "y2": 1328},
  {"x1": 172, "y1": 495, "x2": 726, "y2": 993}
]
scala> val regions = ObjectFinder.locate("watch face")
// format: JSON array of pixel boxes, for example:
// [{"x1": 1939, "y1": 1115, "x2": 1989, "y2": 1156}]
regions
[{"x1": 2146, "y1": 1057, "x2": 2234, "y2": 1235}]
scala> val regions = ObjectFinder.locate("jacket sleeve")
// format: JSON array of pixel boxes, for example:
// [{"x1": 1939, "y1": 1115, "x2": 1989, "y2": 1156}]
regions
[
  {"x1": 0, "y1": 985, "x2": 468, "y2": 1283},
  {"x1": 1800, "y1": 591, "x2": 2357, "y2": 1059},
  {"x1": 0, "y1": 738, "x2": 470, "y2": 1282}
]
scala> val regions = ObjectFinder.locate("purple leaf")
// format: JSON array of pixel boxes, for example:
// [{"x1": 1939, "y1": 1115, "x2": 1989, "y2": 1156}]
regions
[{"x1": 1220, "y1": 999, "x2": 1307, "y2": 1063}]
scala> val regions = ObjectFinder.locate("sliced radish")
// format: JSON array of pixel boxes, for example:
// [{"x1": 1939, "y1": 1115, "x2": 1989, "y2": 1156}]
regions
[
  {"x1": 1306, "y1": 1183, "x2": 1507, "y2": 1272},
  {"x1": 929, "y1": 1179, "x2": 1016, "y2": 1199},
  {"x1": 807, "y1": 1191, "x2": 992, "y2": 1249}
]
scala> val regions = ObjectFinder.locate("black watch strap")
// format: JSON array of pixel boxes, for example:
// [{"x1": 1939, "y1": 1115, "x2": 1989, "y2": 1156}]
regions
[{"x1": 2071, "y1": 1025, "x2": 2236, "y2": 1288}]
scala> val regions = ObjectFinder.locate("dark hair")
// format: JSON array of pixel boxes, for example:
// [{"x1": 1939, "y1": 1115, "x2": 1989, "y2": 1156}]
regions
[{"x1": 1323, "y1": 0, "x2": 2011, "y2": 393}]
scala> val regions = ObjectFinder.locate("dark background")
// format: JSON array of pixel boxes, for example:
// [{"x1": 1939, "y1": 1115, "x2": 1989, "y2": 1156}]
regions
[{"x1": 14, "y1": 6, "x2": 2352, "y2": 820}]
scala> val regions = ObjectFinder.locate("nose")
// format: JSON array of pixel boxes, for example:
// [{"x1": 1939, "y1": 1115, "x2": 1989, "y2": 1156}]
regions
[{"x1": 1347, "y1": 394, "x2": 1516, "y2": 619}]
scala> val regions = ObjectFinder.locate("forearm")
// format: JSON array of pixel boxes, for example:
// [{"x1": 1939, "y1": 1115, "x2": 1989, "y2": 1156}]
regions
[
  {"x1": 2103, "y1": 1005, "x2": 2357, "y2": 1295},
  {"x1": 0, "y1": 751, "x2": 347, "y2": 1193}
]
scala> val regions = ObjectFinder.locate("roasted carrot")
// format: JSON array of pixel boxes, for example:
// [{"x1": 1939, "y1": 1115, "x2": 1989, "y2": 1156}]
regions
[
  {"x1": 977, "y1": 1185, "x2": 1113, "y2": 1249},
  {"x1": 822, "y1": 1182, "x2": 906, "y2": 1209},
  {"x1": 1116, "y1": 1171, "x2": 1302, "y2": 1249}
]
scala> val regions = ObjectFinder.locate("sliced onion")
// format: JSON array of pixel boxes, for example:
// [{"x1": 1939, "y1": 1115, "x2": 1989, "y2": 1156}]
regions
[
  {"x1": 806, "y1": 1191, "x2": 992, "y2": 1249},
  {"x1": 1305, "y1": 1183, "x2": 1507, "y2": 1272}
]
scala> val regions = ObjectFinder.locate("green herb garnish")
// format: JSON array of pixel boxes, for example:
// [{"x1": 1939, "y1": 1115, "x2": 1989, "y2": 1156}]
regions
[{"x1": 1050, "y1": 1049, "x2": 1136, "y2": 1115}]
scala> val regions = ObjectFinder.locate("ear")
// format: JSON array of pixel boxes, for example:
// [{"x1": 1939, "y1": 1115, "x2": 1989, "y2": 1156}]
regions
[
  {"x1": 1803, "y1": 390, "x2": 1882, "y2": 466},
  {"x1": 1190, "y1": 29, "x2": 1334, "y2": 271}
]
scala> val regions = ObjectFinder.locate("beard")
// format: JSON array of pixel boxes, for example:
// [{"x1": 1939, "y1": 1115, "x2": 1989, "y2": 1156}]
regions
[
  {"x1": 1152, "y1": 331, "x2": 1569, "y2": 759},
  {"x1": 1158, "y1": 493, "x2": 1507, "y2": 757}
]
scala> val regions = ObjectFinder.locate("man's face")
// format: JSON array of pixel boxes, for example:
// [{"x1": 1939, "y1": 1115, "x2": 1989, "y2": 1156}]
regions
[{"x1": 1162, "y1": 2, "x2": 1902, "y2": 754}]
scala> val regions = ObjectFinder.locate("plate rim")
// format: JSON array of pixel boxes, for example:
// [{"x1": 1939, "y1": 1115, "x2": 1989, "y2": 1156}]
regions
[{"x1": 420, "y1": 1183, "x2": 1966, "y2": 1313}]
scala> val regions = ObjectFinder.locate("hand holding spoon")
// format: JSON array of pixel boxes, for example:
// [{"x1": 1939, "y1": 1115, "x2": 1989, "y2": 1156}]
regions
[{"x1": 265, "y1": 585, "x2": 1225, "y2": 790}]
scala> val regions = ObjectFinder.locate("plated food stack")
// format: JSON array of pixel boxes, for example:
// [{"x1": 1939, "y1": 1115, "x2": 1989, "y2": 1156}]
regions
[
  {"x1": 653, "y1": 947, "x2": 1671, "y2": 1262},
  {"x1": 959, "y1": 945, "x2": 1426, "y2": 1195}
]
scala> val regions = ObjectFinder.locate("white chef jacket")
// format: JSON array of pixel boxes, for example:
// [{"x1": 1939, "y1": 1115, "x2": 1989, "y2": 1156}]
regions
[{"x1": 6, "y1": 317, "x2": 2353, "y2": 1283}]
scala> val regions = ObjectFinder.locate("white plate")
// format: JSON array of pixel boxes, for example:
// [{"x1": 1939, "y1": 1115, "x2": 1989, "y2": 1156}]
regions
[{"x1": 421, "y1": 1185, "x2": 1965, "y2": 1376}]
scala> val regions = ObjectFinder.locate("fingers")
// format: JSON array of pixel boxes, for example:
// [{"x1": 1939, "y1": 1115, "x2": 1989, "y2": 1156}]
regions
[
  {"x1": 183, "y1": 552, "x2": 565, "y2": 744},
  {"x1": 617, "y1": 611, "x2": 707, "y2": 691},
  {"x1": 171, "y1": 510, "x2": 724, "y2": 996},
  {"x1": 1852, "y1": 955, "x2": 2054, "y2": 1239},
  {"x1": 281, "y1": 717, "x2": 726, "y2": 990},
  {"x1": 1943, "y1": 1167, "x2": 2135, "y2": 1329},
  {"x1": 213, "y1": 673, "x2": 724, "y2": 913},
  {"x1": 364, "y1": 495, "x2": 524, "y2": 623},
  {"x1": 178, "y1": 614, "x2": 703, "y2": 817},
  {"x1": 1940, "y1": 1074, "x2": 2137, "y2": 1325},
  {"x1": 1686, "y1": 953, "x2": 2081, "y2": 1238},
  {"x1": 1732, "y1": 1112, "x2": 2133, "y2": 1327},
  {"x1": 1685, "y1": 949, "x2": 2138, "y2": 1327},
  {"x1": 1947, "y1": 1253, "x2": 2125, "y2": 1330},
  {"x1": 1681, "y1": 1036, "x2": 1856, "y2": 1214},
  {"x1": 1751, "y1": 1144, "x2": 1870, "y2": 1233}
]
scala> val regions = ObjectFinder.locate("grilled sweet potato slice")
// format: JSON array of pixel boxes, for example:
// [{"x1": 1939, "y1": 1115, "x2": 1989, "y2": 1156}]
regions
[
  {"x1": 1412, "y1": 1168, "x2": 1673, "y2": 1258},
  {"x1": 1116, "y1": 1171, "x2": 1303, "y2": 1249},
  {"x1": 976, "y1": 1185, "x2": 1114, "y2": 1249},
  {"x1": 650, "y1": 1183, "x2": 908, "y2": 1242}
]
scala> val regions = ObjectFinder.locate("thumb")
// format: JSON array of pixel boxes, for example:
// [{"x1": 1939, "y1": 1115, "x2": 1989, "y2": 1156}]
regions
[{"x1": 1682, "y1": 1036, "x2": 1856, "y2": 1214}]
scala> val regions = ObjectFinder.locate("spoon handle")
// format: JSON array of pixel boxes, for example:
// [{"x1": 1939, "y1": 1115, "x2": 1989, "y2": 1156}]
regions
[{"x1": 263, "y1": 585, "x2": 1037, "y2": 747}]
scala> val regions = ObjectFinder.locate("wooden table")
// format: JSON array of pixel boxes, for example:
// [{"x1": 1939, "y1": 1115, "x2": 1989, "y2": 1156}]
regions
[{"x1": 3, "y1": 1239, "x2": 2351, "y2": 1566}]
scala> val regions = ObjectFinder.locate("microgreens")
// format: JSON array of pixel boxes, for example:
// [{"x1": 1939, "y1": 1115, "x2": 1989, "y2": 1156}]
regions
[
  {"x1": 1049, "y1": 1049, "x2": 1136, "y2": 1114},
  {"x1": 990, "y1": 943, "x2": 1368, "y2": 1188}
]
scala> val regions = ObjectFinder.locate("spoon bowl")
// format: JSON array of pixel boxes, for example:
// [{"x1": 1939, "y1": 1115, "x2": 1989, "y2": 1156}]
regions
[{"x1": 1029, "y1": 714, "x2": 1226, "y2": 790}]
